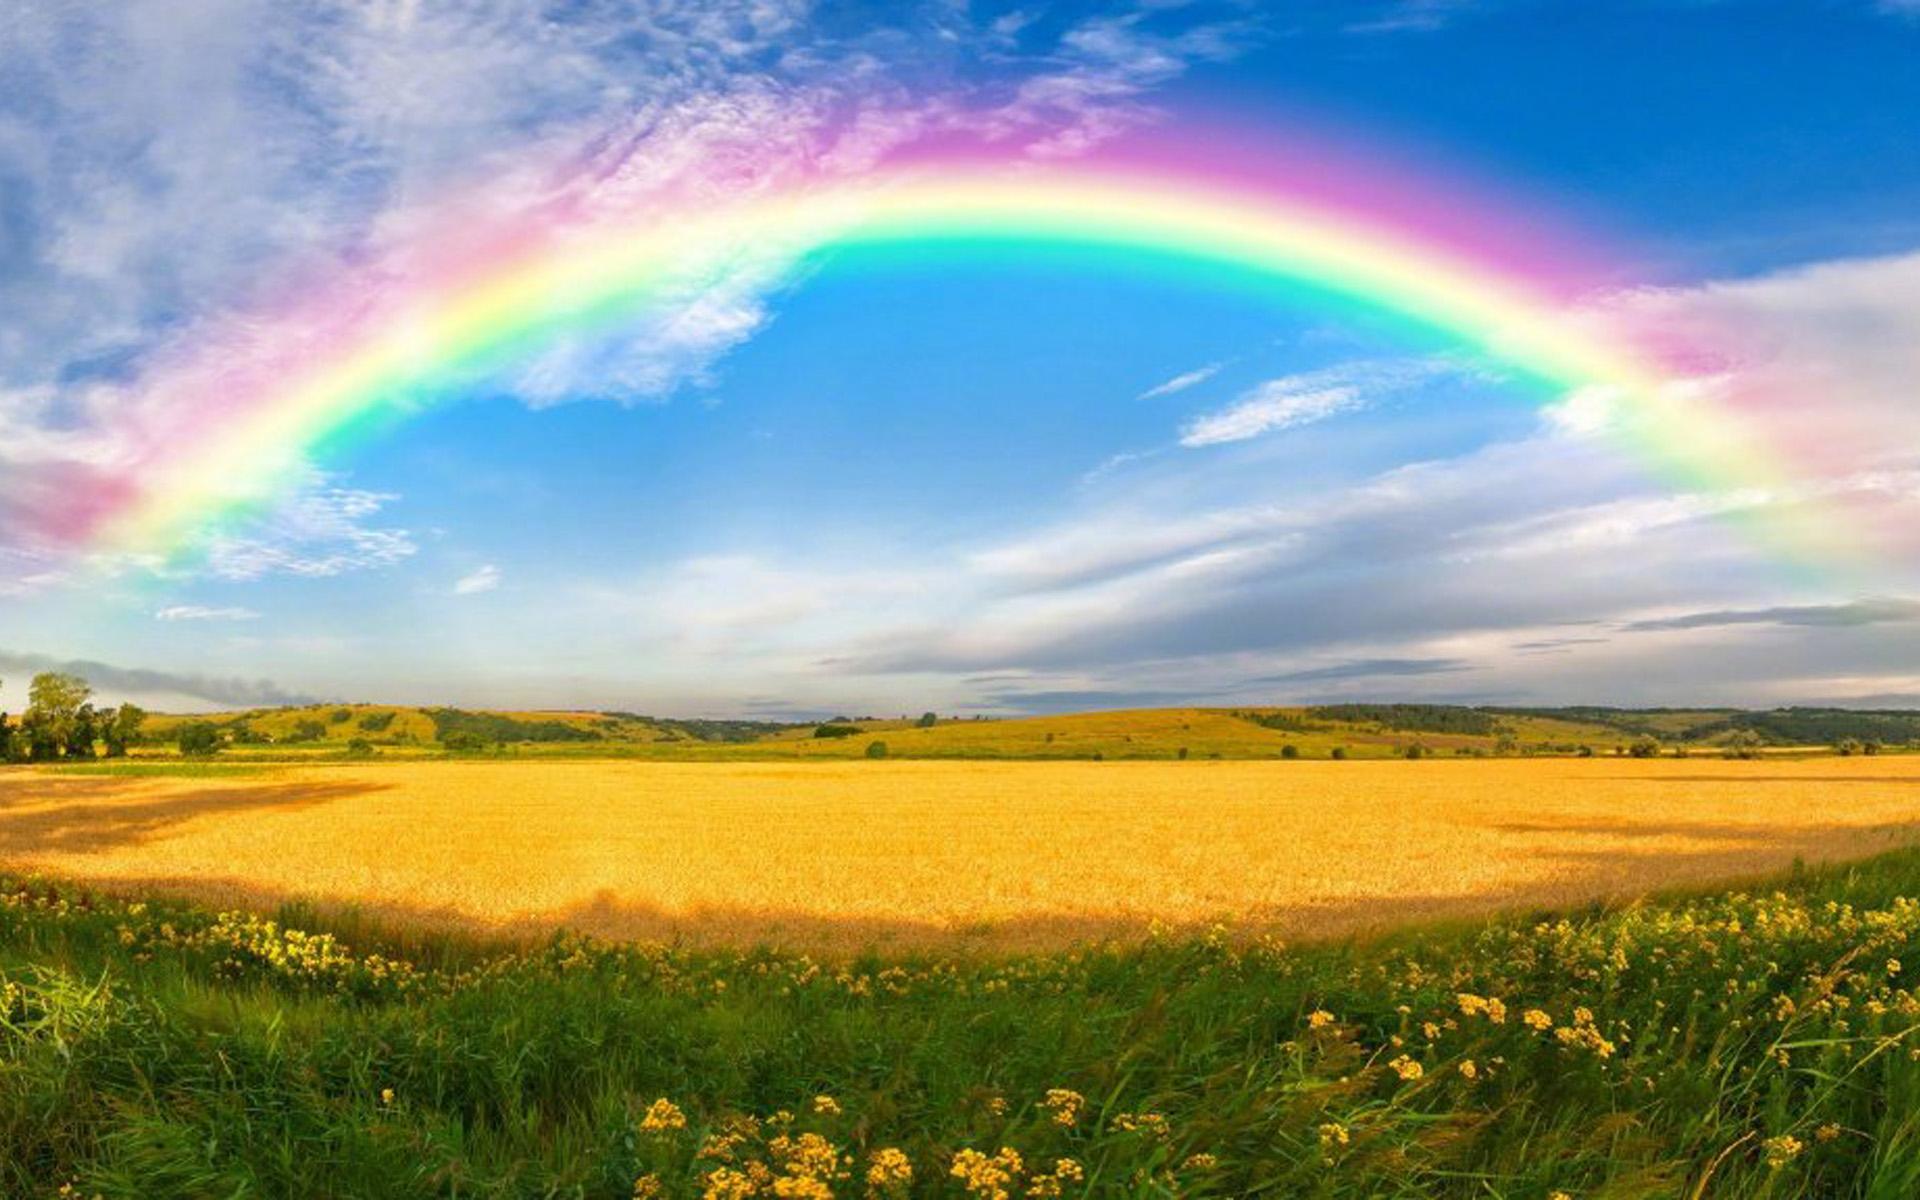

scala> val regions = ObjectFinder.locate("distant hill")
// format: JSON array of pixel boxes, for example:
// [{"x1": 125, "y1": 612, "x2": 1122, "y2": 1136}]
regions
[{"x1": 124, "y1": 702, "x2": 1920, "y2": 761}]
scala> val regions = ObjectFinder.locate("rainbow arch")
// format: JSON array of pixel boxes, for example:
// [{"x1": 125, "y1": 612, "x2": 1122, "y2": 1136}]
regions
[{"x1": 97, "y1": 162, "x2": 1817, "y2": 564}]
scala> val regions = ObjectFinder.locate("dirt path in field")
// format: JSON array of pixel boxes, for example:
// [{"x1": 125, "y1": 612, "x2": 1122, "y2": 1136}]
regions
[{"x1": 4, "y1": 757, "x2": 1919, "y2": 950}]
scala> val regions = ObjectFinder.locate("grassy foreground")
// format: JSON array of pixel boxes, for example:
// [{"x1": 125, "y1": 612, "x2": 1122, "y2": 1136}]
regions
[{"x1": 6, "y1": 854, "x2": 1920, "y2": 1197}]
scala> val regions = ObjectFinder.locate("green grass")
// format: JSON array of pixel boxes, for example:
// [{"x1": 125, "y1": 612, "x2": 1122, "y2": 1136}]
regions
[{"x1": 8, "y1": 852, "x2": 1920, "y2": 1197}]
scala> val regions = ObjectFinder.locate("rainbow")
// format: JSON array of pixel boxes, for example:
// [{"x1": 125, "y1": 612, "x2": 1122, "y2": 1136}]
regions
[{"x1": 82, "y1": 151, "x2": 1838, "y2": 568}]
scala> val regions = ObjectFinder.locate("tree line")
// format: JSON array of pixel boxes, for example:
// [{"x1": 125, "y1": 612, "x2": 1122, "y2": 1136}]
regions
[{"x1": 0, "y1": 672, "x2": 146, "y2": 762}]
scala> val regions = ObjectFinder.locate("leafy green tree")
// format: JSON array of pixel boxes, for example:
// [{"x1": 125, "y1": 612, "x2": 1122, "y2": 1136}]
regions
[
  {"x1": 63, "y1": 704, "x2": 98, "y2": 759},
  {"x1": 177, "y1": 721, "x2": 221, "y2": 757},
  {"x1": 916, "y1": 712, "x2": 938, "y2": 728},
  {"x1": 104, "y1": 703, "x2": 147, "y2": 758},
  {"x1": 24, "y1": 672, "x2": 91, "y2": 760},
  {"x1": 865, "y1": 739, "x2": 889, "y2": 759},
  {"x1": 1280, "y1": 744, "x2": 1300, "y2": 760},
  {"x1": 1330, "y1": 746, "x2": 1348, "y2": 760},
  {"x1": 24, "y1": 668, "x2": 91, "y2": 752},
  {"x1": 1628, "y1": 737, "x2": 1662, "y2": 759},
  {"x1": 1836, "y1": 738, "x2": 1863, "y2": 757},
  {"x1": 1722, "y1": 729, "x2": 1765, "y2": 760},
  {"x1": 813, "y1": 723, "x2": 861, "y2": 739},
  {"x1": 345, "y1": 737, "x2": 377, "y2": 758}
]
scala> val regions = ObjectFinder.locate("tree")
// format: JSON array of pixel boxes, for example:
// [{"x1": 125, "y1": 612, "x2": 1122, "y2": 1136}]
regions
[
  {"x1": 1330, "y1": 746, "x2": 1348, "y2": 760},
  {"x1": 916, "y1": 712, "x2": 938, "y2": 729},
  {"x1": 63, "y1": 703, "x2": 98, "y2": 759},
  {"x1": 104, "y1": 703, "x2": 146, "y2": 758},
  {"x1": 1722, "y1": 729, "x2": 1764, "y2": 760},
  {"x1": 24, "y1": 672, "x2": 91, "y2": 760},
  {"x1": 177, "y1": 721, "x2": 221, "y2": 757},
  {"x1": 0, "y1": 710, "x2": 11, "y2": 763},
  {"x1": 1404, "y1": 743, "x2": 1427, "y2": 760},
  {"x1": 1280, "y1": 744, "x2": 1300, "y2": 760},
  {"x1": 865, "y1": 739, "x2": 889, "y2": 759},
  {"x1": 345, "y1": 737, "x2": 377, "y2": 758},
  {"x1": 1836, "y1": 738, "x2": 1862, "y2": 757},
  {"x1": 1628, "y1": 737, "x2": 1661, "y2": 759}
]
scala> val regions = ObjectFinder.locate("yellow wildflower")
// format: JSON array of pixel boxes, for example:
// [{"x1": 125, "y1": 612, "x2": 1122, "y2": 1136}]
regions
[
  {"x1": 632, "y1": 1175, "x2": 664, "y2": 1200},
  {"x1": 810, "y1": 1094, "x2": 841, "y2": 1117},
  {"x1": 1181, "y1": 1153, "x2": 1218, "y2": 1171},
  {"x1": 1042, "y1": 1088, "x2": 1085, "y2": 1127},
  {"x1": 1815, "y1": 1123, "x2": 1843, "y2": 1143},
  {"x1": 865, "y1": 1147, "x2": 913, "y2": 1197},
  {"x1": 702, "y1": 1167, "x2": 760, "y2": 1200},
  {"x1": 1762, "y1": 1134, "x2": 1804, "y2": 1168},
  {"x1": 1522, "y1": 1009, "x2": 1553, "y2": 1031},
  {"x1": 1317, "y1": 1122, "x2": 1351, "y2": 1148},
  {"x1": 951, "y1": 1147, "x2": 1025, "y2": 1200},
  {"x1": 640, "y1": 1097, "x2": 688, "y2": 1134},
  {"x1": 379, "y1": 1087, "x2": 395, "y2": 1107},
  {"x1": 1308, "y1": 1009, "x2": 1336, "y2": 1028},
  {"x1": 1387, "y1": 1054, "x2": 1424, "y2": 1081},
  {"x1": 1457, "y1": 1059, "x2": 1478, "y2": 1080}
]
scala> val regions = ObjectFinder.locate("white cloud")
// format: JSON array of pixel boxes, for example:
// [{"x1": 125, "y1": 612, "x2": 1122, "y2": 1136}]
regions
[
  {"x1": 1138, "y1": 362, "x2": 1220, "y2": 400},
  {"x1": 1180, "y1": 383, "x2": 1363, "y2": 447},
  {"x1": 202, "y1": 485, "x2": 416, "y2": 581},
  {"x1": 155, "y1": 605, "x2": 260, "y2": 621},
  {"x1": 453, "y1": 564, "x2": 501, "y2": 595}
]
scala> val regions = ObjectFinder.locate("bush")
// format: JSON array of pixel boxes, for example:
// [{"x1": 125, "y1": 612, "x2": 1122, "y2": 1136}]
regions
[
  {"x1": 1404, "y1": 744, "x2": 1427, "y2": 760},
  {"x1": 1628, "y1": 737, "x2": 1661, "y2": 759},
  {"x1": 331, "y1": 708, "x2": 353, "y2": 724},
  {"x1": 916, "y1": 712, "x2": 938, "y2": 728},
  {"x1": 442, "y1": 731, "x2": 490, "y2": 754},
  {"x1": 865, "y1": 740, "x2": 888, "y2": 759},
  {"x1": 345, "y1": 738, "x2": 377, "y2": 758},
  {"x1": 1176, "y1": 746, "x2": 1189, "y2": 760},
  {"x1": 1280, "y1": 744, "x2": 1299, "y2": 760},
  {"x1": 177, "y1": 722, "x2": 221, "y2": 757},
  {"x1": 1330, "y1": 746, "x2": 1347, "y2": 760},
  {"x1": 812, "y1": 723, "x2": 861, "y2": 739},
  {"x1": 286, "y1": 719, "x2": 327, "y2": 743},
  {"x1": 358, "y1": 710, "x2": 397, "y2": 733}
]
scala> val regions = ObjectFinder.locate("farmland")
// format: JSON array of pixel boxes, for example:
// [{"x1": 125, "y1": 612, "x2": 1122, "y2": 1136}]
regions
[{"x1": 6, "y1": 756, "x2": 1920, "y2": 951}]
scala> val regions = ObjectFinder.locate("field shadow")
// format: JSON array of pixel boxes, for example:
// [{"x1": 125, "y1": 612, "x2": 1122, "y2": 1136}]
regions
[
  {"x1": 0, "y1": 774, "x2": 388, "y2": 856},
  {"x1": 26, "y1": 814, "x2": 1920, "y2": 957}
]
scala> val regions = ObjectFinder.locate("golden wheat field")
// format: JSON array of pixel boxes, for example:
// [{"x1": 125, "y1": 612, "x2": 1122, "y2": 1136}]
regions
[{"x1": 4, "y1": 757, "x2": 1919, "y2": 950}]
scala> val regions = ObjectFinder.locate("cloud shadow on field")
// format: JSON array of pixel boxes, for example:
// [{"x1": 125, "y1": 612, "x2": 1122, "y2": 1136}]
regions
[
  {"x1": 0, "y1": 773, "x2": 387, "y2": 856},
  {"x1": 14, "y1": 815, "x2": 1920, "y2": 956}
]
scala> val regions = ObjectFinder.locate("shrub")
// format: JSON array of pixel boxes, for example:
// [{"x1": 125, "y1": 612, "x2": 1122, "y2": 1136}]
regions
[
  {"x1": 177, "y1": 722, "x2": 221, "y2": 757},
  {"x1": 1330, "y1": 746, "x2": 1347, "y2": 760},
  {"x1": 1403, "y1": 744, "x2": 1427, "y2": 760},
  {"x1": 916, "y1": 712, "x2": 938, "y2": 728},
  {"x1": 865, "y1": 740, "x2": 888, "y2": 759},
  {"x1": 813, "y1": 723, "x2": 861, "y2": 739},
  {"x1": 358, "y1": 710, "x2": 397, "y2": 733},
  {"x1": 442, "y1": 731, "x2": 489, "y2": 754},
  {"x1": 286, "y1": 719, "x2": 327, "y2": 743},
  {"x1": 1176, "y1": 746, "x2": 1189, "y2": 760},
  {"x1": 330, "y1": 708, "x2": 353, "y2": 724},
  {"x1": 1628, "y1": 737, "x2": 1661, "y2": 759},
  {"x1": 345, "y1": 738, "x2": 376, "y2": 758},
  {"x1": 1280, "y1": 744, "x2": 1300, "y2": 760}
]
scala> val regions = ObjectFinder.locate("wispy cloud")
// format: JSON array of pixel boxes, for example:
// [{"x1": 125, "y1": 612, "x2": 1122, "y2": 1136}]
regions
[
  {"x1": 453, "y1": 564, "x2": 502, "y2": 595},
  {"x1": 1180, "y1": 381, "x2": 1364, "y2": 446},
  {"x1": 155, "y1": 605, "x2": 260, "y2": 622},
  {"x1": 201, "y1": 484, "x2": 416, "y2": 581},
  {"x1": 1138, "y1": 362, "x2": 1221, "y2": 400},
  {"x1": 1623, "y1": 598, "x2": 1920, "y2": 632},
  {"x1": 1248, "y1": 657, "x2": 1472, "y2": 685}
]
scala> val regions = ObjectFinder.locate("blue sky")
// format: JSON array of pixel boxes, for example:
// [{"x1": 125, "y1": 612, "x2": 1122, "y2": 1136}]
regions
[{"x1": 3, "y1": 0, "x2": 1920, "y2": 715}]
